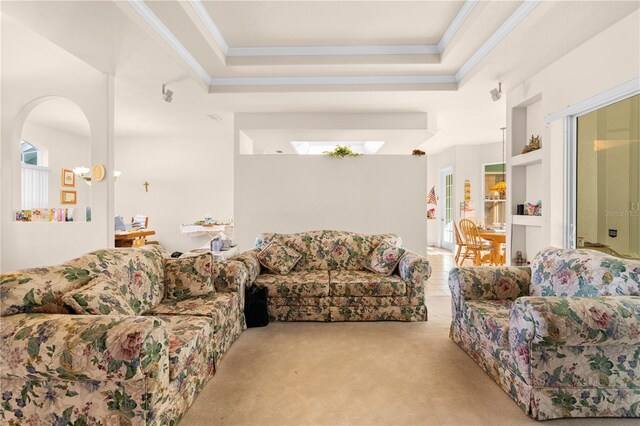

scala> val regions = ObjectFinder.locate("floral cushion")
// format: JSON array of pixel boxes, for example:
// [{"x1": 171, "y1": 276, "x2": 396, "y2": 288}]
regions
[
  {"x1": 157, "y1": 315, "x2": 212, "y2": 380},
  {"x1": 0, "y1": 264, "x2": 92, "y2": 316},
  {"x1": 254, "y1": 271, "x2": 330, "y2": 297},
  {"x1": 531, "y1": 247, "x2": 640, "y2": 297},
  {"x1": 464, "y1": 300, "x2": 513, "y2": 348},
  {"x1": 329, "y1": 270, "x2": 407, "y2": 297},
  {"x1": 257, "y1": 241, "x2": 302, "y2": 275},
  {"x1": 164, "y1": 253, "x2": 215, "y2": 300},
  {"x1": 363, "y1": 241, "x2": 406, "y2": 275},
  {"x1": 62, "y1": 276, "x2": 136, "y2": 315}
]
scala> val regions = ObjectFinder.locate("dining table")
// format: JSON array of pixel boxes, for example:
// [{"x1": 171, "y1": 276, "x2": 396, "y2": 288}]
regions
[{"x1": 478, "y1": 230, "x2": 507, "y2": 265}]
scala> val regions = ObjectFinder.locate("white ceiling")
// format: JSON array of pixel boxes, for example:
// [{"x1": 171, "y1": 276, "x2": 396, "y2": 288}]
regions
[{"x1": 2, "y1": 1, "x2": 638, "y2": 154}]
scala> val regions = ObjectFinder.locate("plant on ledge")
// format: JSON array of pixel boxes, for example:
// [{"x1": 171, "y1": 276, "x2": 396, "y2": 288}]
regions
[{"x1": 324, "y1": 145, "x2": 362, "y2": 159}]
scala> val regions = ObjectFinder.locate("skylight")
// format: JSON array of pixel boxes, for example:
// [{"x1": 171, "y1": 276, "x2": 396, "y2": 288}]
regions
[{"x1": 290, "y1": 141, "x2": 385, "y2": 155}]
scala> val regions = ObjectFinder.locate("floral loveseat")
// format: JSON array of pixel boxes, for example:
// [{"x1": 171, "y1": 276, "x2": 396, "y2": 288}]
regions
[
  {"x1": 233, "y1": 230, "x2": 431, "y2": 321},
  {"x1": 0, "y1": 245, "x2": 248, "y2": 425},
  {"x1": 449, "y1": 247, "x2": 640, "y2": 420}
]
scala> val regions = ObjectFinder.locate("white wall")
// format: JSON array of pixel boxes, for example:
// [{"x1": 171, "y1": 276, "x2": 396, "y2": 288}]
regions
[
  {"x1": 506, "y1": 9, "x2": 640, "y2": 258},
  {"x1": 21, "y1": 122, "x2": 91, "y2": 216},
  {"x1": 426, "y1": 142, "x2": 503, "y2": 247},
  {"x1": 115, "y1": 136, "x2": 234, "y2": 253},
  {"x1": 1, "y1": 15, "x2": 114, "y2": 272},
  {"x1": 235, "y1": 155, "x2": 428, "y2": 255}
]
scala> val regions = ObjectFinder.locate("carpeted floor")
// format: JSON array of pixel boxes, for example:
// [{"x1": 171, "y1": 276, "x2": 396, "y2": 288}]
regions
[{"x1": 181, "y1": 249, "x2": 634, "y2": 425}]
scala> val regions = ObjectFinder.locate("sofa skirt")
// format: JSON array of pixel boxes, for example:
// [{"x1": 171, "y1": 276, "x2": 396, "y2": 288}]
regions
[{"x1": 268, "y1": 304, "x2": 427, "y2": 322}]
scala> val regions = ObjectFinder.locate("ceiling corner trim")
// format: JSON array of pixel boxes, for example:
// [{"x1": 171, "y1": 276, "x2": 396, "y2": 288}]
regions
[
  {"x1": 437, "y1": 0, "x2": 479, "y2": 52},
  {"x1": 126, "y1": 0, "x2": 212, "y2": 86},
  {"x1": 209, "y1": 75, "x2": 457, "y2": 87},
  {"x1": 188, "y1": 0, "x2": 230, "y2": 54},
  {"x1": 454, "y1": 0, "x2": 541, "y2": 82}
]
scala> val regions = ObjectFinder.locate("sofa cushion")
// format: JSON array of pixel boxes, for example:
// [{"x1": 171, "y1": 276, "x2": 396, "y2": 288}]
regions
[
  {"x1": 363, "y1": 241, "x2": 406, "y2": 276},
  {"x1": 65, "y1": 245, "x2": 166, "y2": 313},
  {"x1": 330, "y1": 270, "x2": 407, "y2": 297},
  {"x1": 146, "y1": 293, "x2": 240, "y2": 334},
  {"x1": 62, "y1": 276, "x2": 136, "y2": 315},
  {"x1": 258, "y1": 241, "x2": 302, "y2": 275},
  {"x1": 531, "y1": 247, "x2": 640, "y2": 297},
  {"x1": 164, "y1": 253, "x2": 215, "y2": 300},
  {"x1": 464, "y1": 300, "x2": 513, "y2": 349},
  {"x1": 157, "y1": 315, "x2": 212, "y2": 380},
  {"x1": 256, "y1": 230, "x2": 403, "y2": 271},
  {"x1": 0, "y1": 264, "x2": 92, "y2": 316},
  {"x1": 255, "y1": 271, "x2": 330, "y2": 297}
]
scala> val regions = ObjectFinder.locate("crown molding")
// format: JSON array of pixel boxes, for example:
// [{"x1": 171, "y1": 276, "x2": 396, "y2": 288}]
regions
[
  {"x1": 437, "y1": 0, "x2": 479, "y2": 52},
  {"x1": 210, "y1": 75, "x2": 457, "y2": 86}
]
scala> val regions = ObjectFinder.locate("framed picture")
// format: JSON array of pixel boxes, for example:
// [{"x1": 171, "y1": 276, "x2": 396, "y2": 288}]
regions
[
  {"x1": 62, "y1": 169, "x2": 75, "y2": 187},
  {"x1": 60, "y1": 190, "x2": 77, "y2": 205}
]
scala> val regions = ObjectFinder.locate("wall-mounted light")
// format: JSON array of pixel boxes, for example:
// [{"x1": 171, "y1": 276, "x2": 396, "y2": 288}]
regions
[
  {"x1": 73, "y1": 166, "x2": 122, "y2": 185},
  {"x1": 162, "y1": 84, "x2": 173, "y2": 103},
  {"x1": 490, "y1": 82, "x2": 502, "y2": 102}
]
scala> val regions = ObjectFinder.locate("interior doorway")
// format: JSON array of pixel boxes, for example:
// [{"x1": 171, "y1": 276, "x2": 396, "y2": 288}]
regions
[{"x1": 439, "y1": 166, "x2": 454, "y2": 251}]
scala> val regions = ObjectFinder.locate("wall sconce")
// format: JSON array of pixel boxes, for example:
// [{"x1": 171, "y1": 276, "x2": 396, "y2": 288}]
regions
[{"x1": 73, "y1": 166, "x2": 122, "y2": 186}]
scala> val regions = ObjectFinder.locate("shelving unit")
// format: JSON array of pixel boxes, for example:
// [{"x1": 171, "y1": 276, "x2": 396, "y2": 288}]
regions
[{"x1": 506, "y1": 93, "x2": 547, "y2": 264}]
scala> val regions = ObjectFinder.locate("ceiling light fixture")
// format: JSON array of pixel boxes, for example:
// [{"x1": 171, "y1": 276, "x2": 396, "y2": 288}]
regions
[
  {"x1": 490, "y1": 82, "x2": 502, "y2": 102},
  {"x1": 162, "y1": 84, "x2": 173, "y2": 103}
]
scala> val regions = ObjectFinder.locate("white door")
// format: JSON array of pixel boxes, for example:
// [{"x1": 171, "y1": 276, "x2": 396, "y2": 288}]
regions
[{"x1": 440, "y1": 167, "x2": 454, "y2": 251}]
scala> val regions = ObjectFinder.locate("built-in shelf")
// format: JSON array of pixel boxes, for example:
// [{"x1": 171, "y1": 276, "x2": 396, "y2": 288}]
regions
[
  {"x1": 511, "y1": 149, "x2": 542, "y2": 167},
  {"x1": 511, "y1": 214, "x2": 543, "y2": 227}
]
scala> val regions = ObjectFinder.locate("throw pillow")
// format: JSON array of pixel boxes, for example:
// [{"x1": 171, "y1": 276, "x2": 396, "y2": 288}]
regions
[
  {"x1": 363, "y1": 241, "x2": 406, "y2": 276},
  {"x1": 257, "y1": 241, "x2": 302, "y2": 275},
  {"x1": 62, "y1": 277, "x2": 136, "y2": 315},
  {"x1": 164, "y1": 253, "x2": 215, "y2": 300}
]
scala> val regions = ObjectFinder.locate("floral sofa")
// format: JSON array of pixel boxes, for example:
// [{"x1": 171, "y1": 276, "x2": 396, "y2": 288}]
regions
[
  {"x1": 0, "y1": 245, "x2": 248, "y2": 425},
  {"x1": 449, "y1": 247, "x2": 640, "y2": 420},
  {"x1": 233, "y1": 230, "x2": 431, "y2": 321}
]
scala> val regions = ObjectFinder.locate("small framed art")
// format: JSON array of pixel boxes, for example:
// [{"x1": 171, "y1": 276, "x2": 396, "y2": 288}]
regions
[
  {"x1": 62, "y1": 169, "x2": 75, "y2": 187},
  {"x1": 60, "y1": 190, "x2": 77, "y2": 205}
]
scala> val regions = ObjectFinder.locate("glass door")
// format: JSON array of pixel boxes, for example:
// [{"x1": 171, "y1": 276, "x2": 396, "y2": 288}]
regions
[
  {"x1": 440, "y1": 167, "x2": 454, "y2": 251},
  {"x1": 574, "y1": 94, "x2": 639, "y2": 259}
]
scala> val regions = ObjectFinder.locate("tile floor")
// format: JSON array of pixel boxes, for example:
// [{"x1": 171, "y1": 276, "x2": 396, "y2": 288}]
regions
[{"x1": 425, "y1": 246, "x2": 455, "y2": 297}]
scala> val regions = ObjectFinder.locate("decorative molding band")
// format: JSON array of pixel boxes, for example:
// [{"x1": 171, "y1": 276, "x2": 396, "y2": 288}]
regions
[
  {"x1": 545, "y1": 77, "x2": 640, "y2": 123},
  {"x1": 210, "y1": 75, "x2": 457, "y2": 86},
  {"x1": 227, "y1": 44, "x2": 440, "y2": 57},
  {"x1": 188, "y1": 0, "x2": 229, "y2": 54},
  {"x1": 455, "y1": 0, "x2": 540, "y2": 81},
  {"x1": 126, "y1": 0, "x2": 210, "y2": 86},
  {"x1": 437, "y1": 0, "x2": 479, "y2": 52}
]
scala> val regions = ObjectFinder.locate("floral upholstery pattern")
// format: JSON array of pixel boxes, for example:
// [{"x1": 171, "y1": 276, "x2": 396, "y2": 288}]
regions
[
  {"x1": 240, "y1": 230, "x2": 430, "y2": 322},
  {"x1": 164, "y1": 253, "x2": 215, "y2": 300},
  {"x1": 0, "y1": 264, "x2": 92, "y2": 316},
  {"x1": 62, "y1": 276, "x2": 137, "y2": 315},
  {"x1": 329, "y1": 270, "x2": 406, "y2": 297},
  {"x1": 255, "y1": 271, "x2": 330, "y2": 297},
  {"x1": 363, "y1": 241, "x2": 406, "y2": 276},
  {"x1": 450, "y1": 248, "x2": 640, "y2": 420},
  {"x1": 258, "y1": 241, "x2": 302, "y2": 275},
  {"x1": 0, "y1": 244, "x2": 246, "y2": 424},
  {"x1": 531, "y1": 247, "x2": 640, "y2": 297},
  {"x1": 255, "y1": 230, "x2": 402, "y2": 271}
]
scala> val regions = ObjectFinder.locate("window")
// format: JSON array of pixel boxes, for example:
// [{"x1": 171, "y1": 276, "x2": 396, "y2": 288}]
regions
[
  {"x1": 575, "y1": 94, "x2": 639, "y2": 259},
  {"x1": 20, "y1": 139, "x2": 50, "y2": 210},
  {"x1": 482, "y1": 163, "x2": 506, "y2": 229}
]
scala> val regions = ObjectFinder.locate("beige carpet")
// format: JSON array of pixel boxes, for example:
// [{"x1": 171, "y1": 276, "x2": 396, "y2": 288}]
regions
[{"x1": 181, "y1": 250, "x2": 634, "y2": 425}]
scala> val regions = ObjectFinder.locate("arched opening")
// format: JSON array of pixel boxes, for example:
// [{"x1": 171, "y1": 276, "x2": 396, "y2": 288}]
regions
[{"x1": 16, "y1": 97, "x2": 92, "y2": 221}]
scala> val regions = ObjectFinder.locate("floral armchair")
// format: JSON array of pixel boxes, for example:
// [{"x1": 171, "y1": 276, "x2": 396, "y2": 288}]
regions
[
  {"x1": 0, "y1": 246, "x2": 248, "y2": 425},
  {"x1": 449, "y1": 247, "x2": 640, "y2": 420}
]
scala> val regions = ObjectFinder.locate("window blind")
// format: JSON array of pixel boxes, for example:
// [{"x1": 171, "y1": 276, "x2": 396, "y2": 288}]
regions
[{"x1": 21, "y1": 164, "x2": 50, "y2": 210}]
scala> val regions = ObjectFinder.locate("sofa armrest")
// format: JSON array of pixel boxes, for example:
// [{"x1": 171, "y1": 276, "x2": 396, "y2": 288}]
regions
[
  {"x1": 232, "y1": 249, "x2": 261, "y2": 284},
  {"x1": 449, "y1": 266, "x2": 531, "y2": 321},
  {"x1": 0, "y1": 314, "x2": 169, "y2": 384},
  {"x1": 398, "y1": 251, "x2": 432, "y2": 303},
  {"x1": 509, "y1": 296, "x2": 640, "y2": 348}
]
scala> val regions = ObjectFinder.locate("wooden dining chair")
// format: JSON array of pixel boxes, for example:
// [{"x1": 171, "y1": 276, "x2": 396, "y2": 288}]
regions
[
  {"x1": 459, "y1": 219, "x2": 493, "y2": 266},
  {"x1": 453, "y1": 221, "x2": 466, "y2": 266}
]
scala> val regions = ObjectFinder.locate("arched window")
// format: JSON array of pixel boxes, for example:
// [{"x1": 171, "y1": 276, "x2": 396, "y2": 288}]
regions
[{"x1": 21, "y1": 140, "x2": 41, "y2": 165}]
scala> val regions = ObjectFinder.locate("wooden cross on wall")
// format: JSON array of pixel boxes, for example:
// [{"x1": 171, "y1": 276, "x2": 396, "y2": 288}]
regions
[{"x1": 143, "y1": 181, "x2": 149, "y2": 192}]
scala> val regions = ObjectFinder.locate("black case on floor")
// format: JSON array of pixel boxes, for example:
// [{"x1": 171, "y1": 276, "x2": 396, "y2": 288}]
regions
[{"x1": 245, "y1": 285, "x2": 269, "y2": 327}]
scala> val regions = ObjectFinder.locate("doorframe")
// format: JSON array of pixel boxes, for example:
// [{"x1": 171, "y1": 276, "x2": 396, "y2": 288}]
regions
[{"x1": 439, "y1": 165, "x2": 454, "y2": 250}]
